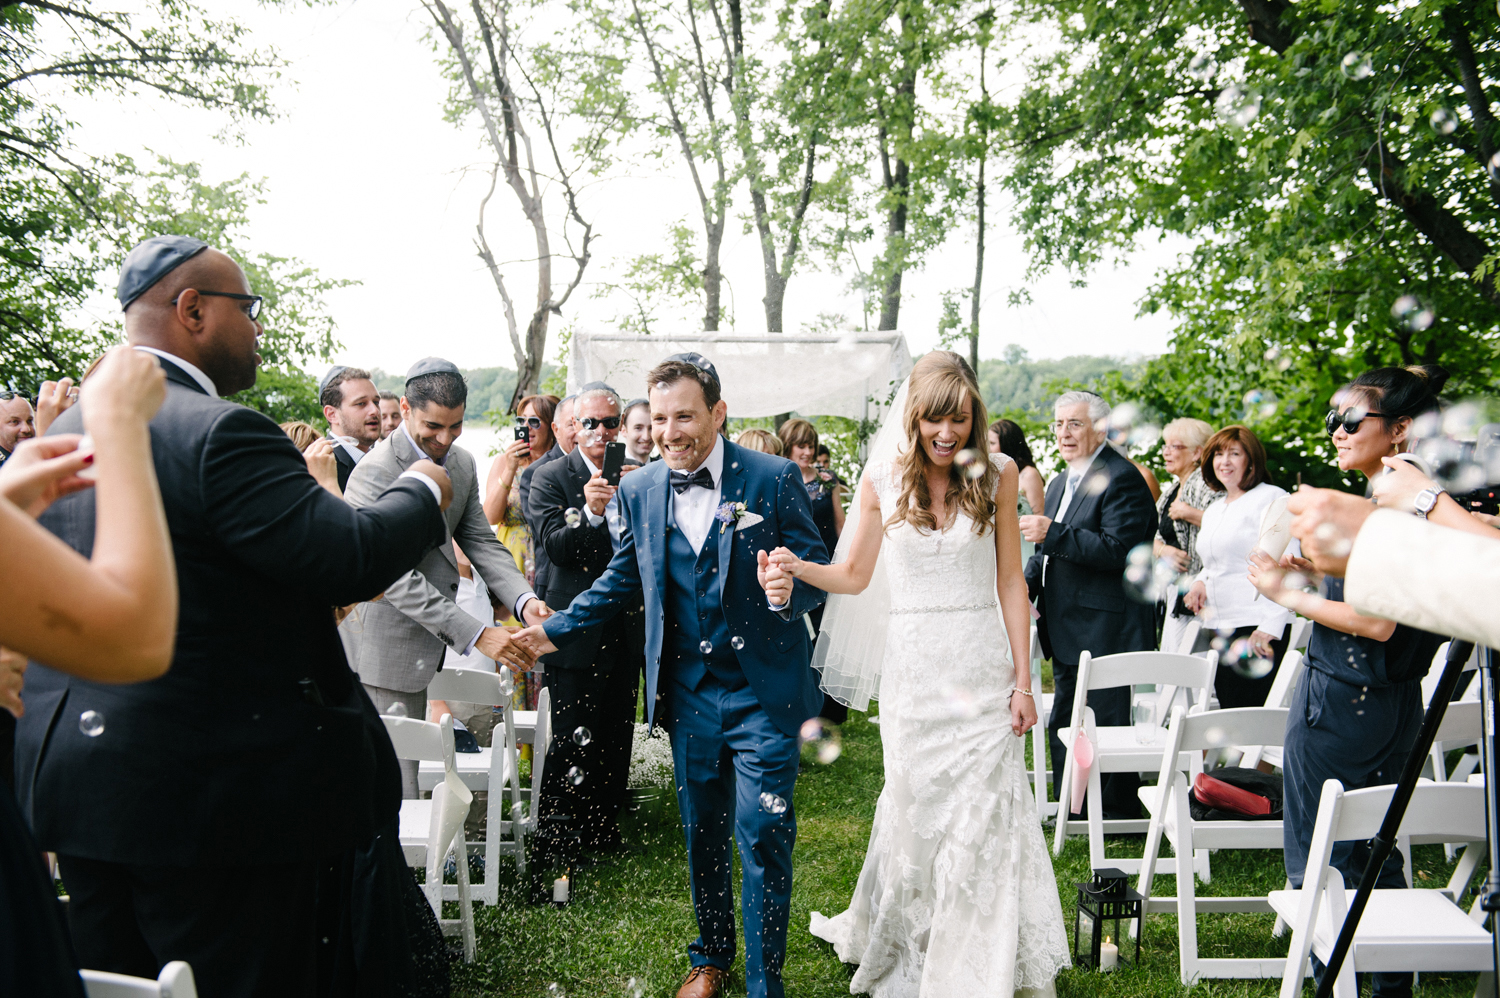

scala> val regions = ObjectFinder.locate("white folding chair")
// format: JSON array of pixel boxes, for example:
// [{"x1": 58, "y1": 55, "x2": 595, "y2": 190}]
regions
[
  {"x1": 1219, "y1": 647, "x2": 1305, "y2": 773},
  {"x1": 1135, "y1": 706, "x2": 1293, "y2": 983},
  {"x1": 383, "y1": 712, "x2": 476, "y2": 962},
  {"x1": 81, "y1": 962, "x2": 197, "y2": 998},
  {"x1": 1407, "y1": 699, "x2": 1485, "y2": 868},
  {"x1": 1269, "y1": 780, "x2": 1494, "y2": 998},
  {"x1": 419, "y1": 667, "x2": 526, "y2": 899},
  {"x1": 1291, "y1": 615, "x2": 1312, "y2": 651},
  {"x1": 1424, "y1": 644, "x2": 1483, "y2": 786},
  {"x1": 1027, "y1": 625, "x2": 1057, "y2": 821},
  {"x1": 1052, "y1": 649, "x2": 1218, "y2": 873}
]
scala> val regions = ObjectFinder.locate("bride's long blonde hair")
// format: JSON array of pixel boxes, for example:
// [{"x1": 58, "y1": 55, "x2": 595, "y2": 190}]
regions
[{"x1": 889, "y1": 351, "x2": 998, "y2": 536}]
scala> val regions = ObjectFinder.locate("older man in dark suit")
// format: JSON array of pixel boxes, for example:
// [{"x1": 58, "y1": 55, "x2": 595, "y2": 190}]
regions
[
  {"x1": 528, "y1": 384, "x2": 644, "y2": 853},
  {"x1": 15, "y1": 236, "x2": 454, "y2": 998},
  {"x1": 1023, "y1": 390, "x2": 1157, "y2": 820}
]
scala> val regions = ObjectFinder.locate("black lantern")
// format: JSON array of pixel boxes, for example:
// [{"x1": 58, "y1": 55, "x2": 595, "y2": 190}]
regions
[{"x1": 1073, "y1": 868, "x2": 1143, "y2": 970}]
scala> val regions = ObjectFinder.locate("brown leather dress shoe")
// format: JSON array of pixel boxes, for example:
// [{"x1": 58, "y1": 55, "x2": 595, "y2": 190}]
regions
[{"x1": 675, "y1": 965, "x2": 728, "y2": 998}]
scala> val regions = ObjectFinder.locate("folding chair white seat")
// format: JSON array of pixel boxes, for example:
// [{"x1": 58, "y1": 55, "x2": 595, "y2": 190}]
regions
[
  {"x1": 1136, "y1": 706, "x2": 1293, "y2": 984},
  {"x1": 1268, "y1": 780, "x2": 1493, "y2": 998},
  {"x1": 384, "y1": 712, "x2": 476, "y2": 962},
  {"x1": 417, "y1": 668, "x2": 528, "y2": 898},
  {"x1": 1026, "y1": 625, "x2": 1057, "y2": 821},
  {"x1": 81, "y1": 962, "x2": 197, "y2": 998},
  {"x1": 1052, "y1": 649, "x2": 1217, "y2": 874}
]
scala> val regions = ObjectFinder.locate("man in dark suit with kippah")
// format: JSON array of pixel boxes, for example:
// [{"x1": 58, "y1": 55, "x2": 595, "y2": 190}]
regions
[{"x1": 16, "y1": 236, "x2": 455, "y2": 998}]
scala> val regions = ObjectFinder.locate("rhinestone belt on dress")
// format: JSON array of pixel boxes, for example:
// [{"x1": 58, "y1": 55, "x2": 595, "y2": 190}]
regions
[{"x1": 889, "y1": 600, "x2": 998, "y2": 614}]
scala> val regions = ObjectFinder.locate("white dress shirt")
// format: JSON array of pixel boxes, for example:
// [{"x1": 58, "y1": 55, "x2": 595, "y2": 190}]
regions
[
  {"x1": 671, "y1": 434, "x2": 727, "y2": 554},
  {"x1": 134, "y1": 346, "x2": 218, "y2": 397},
  {"x1": 1194, "y1": 481, "x2": 1293, "y2": 636}
]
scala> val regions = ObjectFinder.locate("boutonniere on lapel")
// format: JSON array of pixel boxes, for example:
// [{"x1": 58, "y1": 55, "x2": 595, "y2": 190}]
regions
[{"x1": 715, "y1": 501, "x2": 764, "y2": 535}]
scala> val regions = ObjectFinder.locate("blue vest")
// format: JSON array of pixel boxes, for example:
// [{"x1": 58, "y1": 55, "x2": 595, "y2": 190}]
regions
[{"x1": 663, "y1": 507, "x2": 744, "y2": 690}]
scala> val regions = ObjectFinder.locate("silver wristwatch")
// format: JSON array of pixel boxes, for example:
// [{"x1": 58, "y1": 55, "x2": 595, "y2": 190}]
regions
[{"x1": 1414, "y1": 486, "x2": 1445, "y2": 519}]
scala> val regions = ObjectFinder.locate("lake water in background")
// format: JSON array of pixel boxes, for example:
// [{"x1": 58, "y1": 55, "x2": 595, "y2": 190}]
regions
[{"x1": 454, "y1": 423, "x2": 503, "y2": 505}]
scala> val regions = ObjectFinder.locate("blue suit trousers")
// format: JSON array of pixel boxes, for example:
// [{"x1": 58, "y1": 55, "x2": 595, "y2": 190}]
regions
[{"x1": 661, "y1": 674, "x2": 800, "y2": 998}]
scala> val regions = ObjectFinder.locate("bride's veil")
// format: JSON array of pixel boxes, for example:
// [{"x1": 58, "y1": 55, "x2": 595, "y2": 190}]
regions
[{"x1": 811, "y1": 375, "x2": 910, "y2": 711}]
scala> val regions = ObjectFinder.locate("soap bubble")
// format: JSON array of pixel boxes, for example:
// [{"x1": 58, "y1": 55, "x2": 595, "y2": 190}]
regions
[
  {"x1": 939, "y1": 682, "x2": 980, "y2": 721},
  {"x1": 572, "y1": 726, "x2": 593, "y2": 747},
  {"x1": 78, "y1": 710, "x2": 105, "y2": 737},
  {"x1": 564, "y1": 507, "x2": 582, "y2": 528},
  {"x1": 1243, "y1": 388, "x2": 1280, "y2": 418},
  {"x1": 1390, "y1": 295, "x2": 1435, "y2": 332},
  {"x1": 497, "y1": 670, "x2": 515, "y2": 697},
  {"x1": 954, "y1": 448, "x2": 986, "y2": 480},
  {"x1": 1340, "y1": 52, "x2": 1373, "y2": 80},
  {"x1": 1202, "y1": 725, "x2": 1228, "y2": 747},
  {"x1": 1123, "y1": 543, "x2": 1185, "y2": 603},
  {"x1": 1082, "y1": 471, "x2": 1111, "y2": 496},
  {"x1": 1127, "y1": 424, "x2": 1161, "y2": 449},
  {"x1": 656, "y1": 381, "x2": 669, "y2": 391},
  {"x1": 1283, "y1": 571, "x2": 1311, "y2": 592},
  {"x1": 385, "y1": 702, "x2": 408, "y2": 718},
  {"x1": 760, "y1": 792, "x2": 788, "y2": 815},
  {"x1": 799, "y1": 717, "x2": 843, "y2": 764},
  {"x1": 1225, "y1": 637, "x2": 1275, "y2": 679},
  {"x1": 1488, "y1": 151, "x2": 1500, "y2": 183},
  {"x1": 730, "y1": 636, "x2": 745, "y2": 650},
  {"x1": 699, "y1": 639, "x2": 714, "y2": 654},
  {"x1": 567, "y1": 766, "x2": 586, "y2": 786},
  {"x1": 1187, "y1": 53, "x2": 1217, "y2": 82},
  {"x1": 1313, "y1": 521, "x2": 1353, "y2": 557},
  {"x1": 1215, "y1": 84, "x2": 1261, "y2": 127},
  {"x1": 625, "y1": 979, "x2": 644, "y2": 998},
  {"x1": 1430, "y1": 107, "x2": 1458, "y2": 135},
  {"x1": 1263, "y1": 345, "x2": 1281, "y2": 362}
]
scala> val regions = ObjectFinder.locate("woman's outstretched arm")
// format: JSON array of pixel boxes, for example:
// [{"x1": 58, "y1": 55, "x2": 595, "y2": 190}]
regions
[
  {"x1": 993, "y1": 462, "x2": 1038, "y2": 736},
  {"x1": 0, "y1": 347, "x2": 177, "y2": 684},
  {"x1": 769, "y1": 475, "x2": 884, "y2": 594}
]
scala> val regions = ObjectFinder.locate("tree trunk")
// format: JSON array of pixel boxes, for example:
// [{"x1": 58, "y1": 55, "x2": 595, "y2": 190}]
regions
[
  {"x1": 876, "y1": 11, "x2": 916, "y2": 333},
  {"x1": 970, "y1": 149, "x2": 984, "y2": 370}
]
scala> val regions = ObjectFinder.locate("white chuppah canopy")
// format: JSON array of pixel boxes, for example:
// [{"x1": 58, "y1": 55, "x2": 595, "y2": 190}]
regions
[{"x1": 566, "y1": 332, "x2": 913, "y2": 420}]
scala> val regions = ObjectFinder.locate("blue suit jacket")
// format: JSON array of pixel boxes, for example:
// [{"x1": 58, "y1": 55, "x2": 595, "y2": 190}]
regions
[{"x1": 543, "y1": 439, "x2": 829, "y2": 736}]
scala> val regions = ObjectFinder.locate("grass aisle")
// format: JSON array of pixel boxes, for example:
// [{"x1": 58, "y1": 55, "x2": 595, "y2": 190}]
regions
[{"x1": 451, "y1": 713, "x2": 1488, "y2": 997}]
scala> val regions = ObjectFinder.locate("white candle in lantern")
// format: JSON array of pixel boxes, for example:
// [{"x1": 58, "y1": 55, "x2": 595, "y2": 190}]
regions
[
  {"x1": 553, "y1": 875, "x2": 570, "y2": 903},
  {"x1": 1100, "y1": 935, "x2": 1119, "y2": 971}
]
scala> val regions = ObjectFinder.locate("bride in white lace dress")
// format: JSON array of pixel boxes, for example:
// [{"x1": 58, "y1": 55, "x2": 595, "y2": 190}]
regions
[{"x1": 767, "y1": 352, "x2": 1070, "y2": 997}]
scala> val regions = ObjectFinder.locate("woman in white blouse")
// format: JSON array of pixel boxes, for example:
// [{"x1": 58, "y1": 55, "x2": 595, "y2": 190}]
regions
[{"x1": 1183, "y1": 425, "x2": 1292, "y2": 707}]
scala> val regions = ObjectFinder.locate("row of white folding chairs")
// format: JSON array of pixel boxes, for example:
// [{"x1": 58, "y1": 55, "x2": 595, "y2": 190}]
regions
[{"x1": 416, "y1": 668, "x2": 553, "y2": 905}]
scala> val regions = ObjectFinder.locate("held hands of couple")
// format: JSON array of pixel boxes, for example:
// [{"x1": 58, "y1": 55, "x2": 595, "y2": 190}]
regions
[{"x1": 758, "y1": 547, "x2": 803, "y2": 606}]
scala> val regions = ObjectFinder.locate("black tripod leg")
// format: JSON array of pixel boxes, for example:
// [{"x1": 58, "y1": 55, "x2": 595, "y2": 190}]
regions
[
  {"x1": 1313, "y1": 640, "x2": 1476, "y2": 998},
  {"x1": 1479, "y1": 646, "x2": 1500, "y2": 998}
]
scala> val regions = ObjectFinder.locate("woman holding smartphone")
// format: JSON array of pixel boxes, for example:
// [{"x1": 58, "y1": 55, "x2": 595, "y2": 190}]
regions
[{"x1": 485, "y1": 393, "x2": 559, "y2": 578}]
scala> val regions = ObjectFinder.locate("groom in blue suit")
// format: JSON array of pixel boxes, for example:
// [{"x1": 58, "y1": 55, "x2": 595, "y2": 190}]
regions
[{"x1": 518, "y1": 356, "x2": 828, "y2": 998}]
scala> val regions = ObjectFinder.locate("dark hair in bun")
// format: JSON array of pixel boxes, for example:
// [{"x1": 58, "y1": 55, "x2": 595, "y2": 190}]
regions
[{"x1": 1341, "y1": 364, "x2": 1449, "y2": 429}]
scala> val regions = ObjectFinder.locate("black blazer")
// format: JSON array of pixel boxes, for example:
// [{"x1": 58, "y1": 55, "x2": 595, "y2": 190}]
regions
[
  {"x1": 1024, "y1": 445, "x2": 1157, "y2": 665},
  {"x1": 15, "y1": 358, "x2": 447, "y2": 866},
  {"x1": 329, "y1": 431, "x2": 358, "y2": 491},
  {"x1": 519, "y1": 443, "x2": 564, "y2": 599},
  {"x1": 530, "y1": 448, "x2": 641, "y2": 672}
]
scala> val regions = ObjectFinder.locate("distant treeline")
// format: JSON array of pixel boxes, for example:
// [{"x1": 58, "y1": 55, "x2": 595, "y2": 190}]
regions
[
  {"x1": 976, "y1": 346, "x2": 1142, "y2": 421},
  {"x1": 370, "y1": 364, "x2": 559, "y2": 423}
]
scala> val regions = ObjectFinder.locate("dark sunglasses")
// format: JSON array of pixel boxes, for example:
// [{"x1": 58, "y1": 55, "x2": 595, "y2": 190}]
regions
[
  {"x1": 171, "y1": 289, "x2": 263, "y2": 320},
  {"x1": 1325, "y1": 407, "x2": 1387, "y2": 436},
  {"x1": 515, "y1": 416, "x2": 544, "y2": 429},
  {"x1": 577, "y1": 416, "x2": 621, "y2": 430}
]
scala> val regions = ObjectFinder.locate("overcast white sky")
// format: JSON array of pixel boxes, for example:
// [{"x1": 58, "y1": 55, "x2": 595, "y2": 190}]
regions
[{"x1": 60, "y1": 0, "x2": 1184, "y2": 376}]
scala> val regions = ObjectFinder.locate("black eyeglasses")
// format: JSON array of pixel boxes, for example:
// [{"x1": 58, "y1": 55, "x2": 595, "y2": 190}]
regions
[
  {"x1": 1325, "y1": 407, "x2": 1387, "y2": 436},
  {"x1": 577, "y1": 416, "x2": 621, "y2": 430},
  {"x1": 171, "y1": 290, "x2": 263, "y2": 320},
  {"x1": 516, "y1": 417, "x2": 544, "y2": 429}
]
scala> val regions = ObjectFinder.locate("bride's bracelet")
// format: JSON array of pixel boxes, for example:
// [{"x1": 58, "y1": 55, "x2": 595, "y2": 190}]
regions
[{"x1": 1012, "y1": 688, "x2": 1034, "y2": 698}]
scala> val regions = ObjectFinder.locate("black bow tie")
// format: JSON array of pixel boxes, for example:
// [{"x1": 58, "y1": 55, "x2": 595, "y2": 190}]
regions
[{"x1": 670, "y1": 467, "x2": 715, "y2": 495}]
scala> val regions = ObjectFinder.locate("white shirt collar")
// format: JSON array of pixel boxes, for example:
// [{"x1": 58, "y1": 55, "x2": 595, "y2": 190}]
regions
[
  {"x1": 1067, "y1": 440, "x2": 1108, "y2": 477},
  {"x1": 329, "y1": 433, "x2": 367, "y2": 464},
  {"x1": 134, "y1": 346, "x2": 218, "y2": 397},
  {"x1": 400, "y1": 422, "x2": 443, "y2": 467},
  {"x1": 578, "y1": 448, "x2": 601, "y2": 477}
]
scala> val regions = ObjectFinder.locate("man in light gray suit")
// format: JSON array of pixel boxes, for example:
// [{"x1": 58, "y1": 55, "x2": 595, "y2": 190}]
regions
[{"x1": 340, "y1": 357, "x2": 551, "y2": 796}]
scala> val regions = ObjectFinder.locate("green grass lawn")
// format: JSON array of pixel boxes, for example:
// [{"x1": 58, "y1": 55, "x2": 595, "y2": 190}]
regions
[{"x1": 449, "y1": 712, "x2": 1490, "y2": 998}]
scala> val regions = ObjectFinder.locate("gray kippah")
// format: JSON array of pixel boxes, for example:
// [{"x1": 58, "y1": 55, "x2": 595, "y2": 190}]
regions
[
  {"x1": 318, "y1": 366, "x2": 349, "y2": 396},
  {"x1": 578, "y1": 380, "x2": 618, "y2": 396},
  {"x1": 405, "y1": 357, "x2": 462, "y2": 383},
  {"x1": 117, "y1": 235, "x2": 209, "y2": 309},
  {"x1": 664, "y1": 352, "x2": 720, "y2": 388}
]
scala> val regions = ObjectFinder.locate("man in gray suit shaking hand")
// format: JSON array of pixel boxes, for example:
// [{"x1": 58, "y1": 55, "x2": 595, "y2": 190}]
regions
[{"x1": 340, "y1": 357, "x2": 551, "y2": 795}]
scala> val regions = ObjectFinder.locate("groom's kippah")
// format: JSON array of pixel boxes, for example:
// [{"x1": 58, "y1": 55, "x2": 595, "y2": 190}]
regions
[
  {"x1": 665, "y1": 352, "x2": 720, "y2": 389},
  {"x1": 404, "y1": 357, "x2": 462, "y2": 384},
  {"x1": 318, "y1": 365, "x2": 349, "y2": 396},
  {"x1": 117, "y1": 235, "x2": 209, "y2": 310}
]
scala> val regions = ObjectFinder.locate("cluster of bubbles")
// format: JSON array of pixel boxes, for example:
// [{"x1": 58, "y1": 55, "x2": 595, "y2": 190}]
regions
[
  {"x1": 78, "y1": 710, "x2": 105, "y2": 737},
  {"x1": 1391, "y1": 295, "x2": 1435, "y2": 332},
  {"x1": 572, "y1": 726, "x2": 593, "y2": 747},
  {"x1": 760, "y1": 792, "x2": 789, "y2": 815},
  {"x1": 1243, "y1": 389, "x2": 1280, "y2": 419},
  {"x1": 1215, "y1": 84, "x2": 1261, "y2": 128},
  {"x1": 1263, "y1": 345, "x2": 1293, "y2": 372},
  {"x1": 1096, "y1": 402, "x2": 1162, "y2": 451},
  {"x1": 566, "y1": 765, "x2": 586, "y2": 786},
  {"x1": 954, "y1": 448, "x2": 987, "y2": 480},
  {"x1": 798, "y1": 717, "x2": 843, "y2": 764},
  {"x1": 1411, "y1": 404, "x2": 1500, "y2": 494},
  {"x1": 564, "y1": 507, "x2": 582, "y2": 528},
  {"x1": 1123, "y1": 543, "x2": 1192, "y2": 606},
  {"x1": 1220, "y1": 636, "x2": 1274, "y2": 680},
  {"x1": 1340, "y1": 51, "x2": 1374, "y2": 81}
]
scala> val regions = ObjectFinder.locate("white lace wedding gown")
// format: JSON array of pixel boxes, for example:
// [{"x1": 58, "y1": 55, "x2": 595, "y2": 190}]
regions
[{"x1": 810, "y1": 455, "x2": 1071, "y2": 997}]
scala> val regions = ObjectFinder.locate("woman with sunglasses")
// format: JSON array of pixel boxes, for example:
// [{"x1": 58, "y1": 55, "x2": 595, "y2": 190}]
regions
[{"x1": 1249, "y1": 366, "x2": 1450, "y2": 996}]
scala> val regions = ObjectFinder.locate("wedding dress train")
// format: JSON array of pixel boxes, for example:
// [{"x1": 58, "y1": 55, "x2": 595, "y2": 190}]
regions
[{"x1": 810, "y1": 455, "x2": 1071, "y2": 997}]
